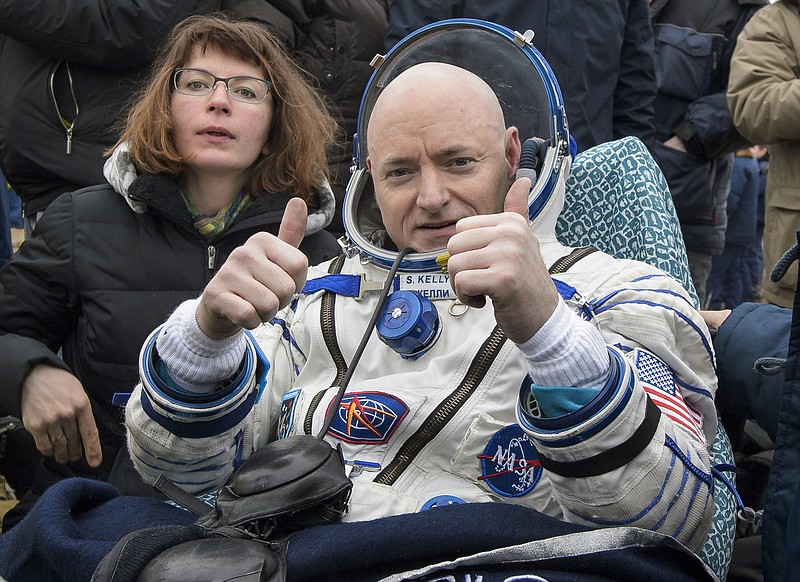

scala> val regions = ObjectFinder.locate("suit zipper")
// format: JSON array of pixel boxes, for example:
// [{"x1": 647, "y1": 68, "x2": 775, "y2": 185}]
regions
[
  {"x1": 304, "y1": 254, "x2": 348, "y2": 435},
  {"x1": 371, "y1": 246, "x2": 597, "y2": 485},
  {"x1": 373, "y1": 325, "x2": 508, "y2": 485},
  {"x1": 307, "y1": 246, "x2": 598, "y2": 481},
  {"x1": 548, "y1": 246, "x2": 597, "y2": 274},
  {"x1": 207, "y1": 246, "x2": 217, "y2": 271}
]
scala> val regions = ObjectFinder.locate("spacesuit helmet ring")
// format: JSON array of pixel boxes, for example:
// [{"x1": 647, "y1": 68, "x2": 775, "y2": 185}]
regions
[{"x1": 340, "y1": 19, "x2": 570, "y2": 272}]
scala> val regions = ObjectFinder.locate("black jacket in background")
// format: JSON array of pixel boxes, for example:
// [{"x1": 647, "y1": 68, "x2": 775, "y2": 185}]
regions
[
  {"x1": 0, "y1": 0, "x2": 220, "y2": 215},
  {"x1": 650, "y1": 0, "x2": 765, "y2": 254},
  {"x1": 0, "y1": 179, "x2": 339, "y2": 453},
  {"x1": 384, "y1": 0, "x2": 657, "y2": 154},
  {"x1": 0, "y1": 0, "x2": 389, "y2": 235}
]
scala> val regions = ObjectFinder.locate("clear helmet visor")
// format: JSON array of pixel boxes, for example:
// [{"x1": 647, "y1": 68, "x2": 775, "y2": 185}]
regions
[{"x1": 342, "y1": 19, "x2": 569, "y2": 271}]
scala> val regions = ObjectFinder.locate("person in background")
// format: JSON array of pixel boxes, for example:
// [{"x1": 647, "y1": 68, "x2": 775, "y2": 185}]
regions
[
  {"x1": 649, "y1": 0, "x2": 765, "y2": 308},
  {"x1": 706, "y1": 145, "x2": 762, "y2": 309},
  {"x1": 745, "y1": 145, "x2": 769, "y2": 302},
  {"x1": 383, "y1": 0, "x2": 657, "y2": 153},
  {"x1": 700, "y1": 277, "x2": 797, "y2": 581},
  {"x1": 0, "y1": 14, "x2": 340, "y2": 530},
  {"x1": 727, "y1": 0, "x2": 800, "y2": 309},
  {"x1": 0, "y1": 0, "x2": 388, "y2": 241},
  {"x1": 224, "y1": 0, "x2": 388, "y2": 237},
  {"x1": 0, "y1": 0, "x2": 225, "y2": 237}
]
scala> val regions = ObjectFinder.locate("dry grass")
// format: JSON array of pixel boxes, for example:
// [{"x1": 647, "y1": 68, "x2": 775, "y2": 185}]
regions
[
  {"x1": 11, "y1": 228, "x2": 23, "y2": 252},
  {"x1": 0, "y1": 476, "x2": 17, "y2": 533}
]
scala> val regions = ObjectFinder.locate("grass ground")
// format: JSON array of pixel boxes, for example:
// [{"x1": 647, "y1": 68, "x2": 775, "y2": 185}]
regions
[
  {"x1": 0, "y1": 476, "x2": 17, "y2": 533},
  {"x1": 11, "y1": 228, "x2": 23, "y2": 252}
]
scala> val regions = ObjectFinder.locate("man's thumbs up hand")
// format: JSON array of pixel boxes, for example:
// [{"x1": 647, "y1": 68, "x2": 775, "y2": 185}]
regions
[{"x1": 196, "y1": 198, "x2": 310, "y2": 339}]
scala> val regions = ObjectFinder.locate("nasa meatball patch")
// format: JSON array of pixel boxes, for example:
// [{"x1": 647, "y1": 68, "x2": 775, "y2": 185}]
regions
[
  {"x1": 326, "y1": 391, "x2": 409, "y2": 444},
  {"x1": 478, "y1": 424, "x2": 542, "y2": 497}
]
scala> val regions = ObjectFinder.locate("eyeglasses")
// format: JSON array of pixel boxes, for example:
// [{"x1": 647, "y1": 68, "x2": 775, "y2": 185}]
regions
[{"x1": 173, "y1": 68, "x2": 273, "y2": 104}]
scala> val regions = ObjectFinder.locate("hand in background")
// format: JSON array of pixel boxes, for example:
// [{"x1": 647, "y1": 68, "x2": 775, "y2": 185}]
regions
[
  {"x1": 700, "y1": 309, "x2": 732, "y2": 335},
  {"x1": 20, "y1": 364, "x2": 102, "y2": 467},
  {"x1": 663, "y1": 135, "x2": 687, "y2": 153}
]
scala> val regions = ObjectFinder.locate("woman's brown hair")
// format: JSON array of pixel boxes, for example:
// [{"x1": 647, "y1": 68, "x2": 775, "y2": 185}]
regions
[{"x1": 112, "y1": 13, "x2": 338, "y2": 203}]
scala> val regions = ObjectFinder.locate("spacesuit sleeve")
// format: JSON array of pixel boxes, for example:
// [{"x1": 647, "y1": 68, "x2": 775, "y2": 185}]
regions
[
  {"x1": 125, "y1": 299, "x2": 290, "y2": 493},
  {"x1": 517, "y1": 272, "x2": 717, "y2": 552}
]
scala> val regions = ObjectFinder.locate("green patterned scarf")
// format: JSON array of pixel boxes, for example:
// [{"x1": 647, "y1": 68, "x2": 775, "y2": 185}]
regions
[{"x1": 181, "y1": 188, "x2": 251, "y2": 240}]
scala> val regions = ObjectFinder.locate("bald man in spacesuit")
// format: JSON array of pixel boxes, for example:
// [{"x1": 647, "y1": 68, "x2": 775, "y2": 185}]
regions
[{"x1": 127, "y1": 62, "x2": 717, "y2": 552}]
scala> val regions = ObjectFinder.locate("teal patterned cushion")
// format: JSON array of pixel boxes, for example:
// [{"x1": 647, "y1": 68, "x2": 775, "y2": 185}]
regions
[
  {"x1": 557, "y1": 136, "x2": 700, "y2": 308},
  {"x1": 557, "y1": 137, "x2": 734, "y2": 579},
  {"x1": 700, "y1": 422, "x2": 737, "y2": 580}
]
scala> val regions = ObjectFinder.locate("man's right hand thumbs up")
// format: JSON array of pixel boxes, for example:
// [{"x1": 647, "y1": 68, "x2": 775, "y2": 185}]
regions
[{"x1": 196, "y1": 197, "x2": 310, "y2": 339}]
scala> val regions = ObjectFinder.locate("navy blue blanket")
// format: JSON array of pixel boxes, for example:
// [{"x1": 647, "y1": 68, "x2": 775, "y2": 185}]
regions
[
  {"x1": 0, "y1": 477, "x2": 716, "y2": 581},
  {"x1": 0, "y1": 478, "x2": 194, "y2": 581}
]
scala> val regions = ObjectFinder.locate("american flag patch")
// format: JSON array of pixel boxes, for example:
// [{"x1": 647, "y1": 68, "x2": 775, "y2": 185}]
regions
[{"x1": 636, "y1": 351, "x2": 705, "y2": 444}]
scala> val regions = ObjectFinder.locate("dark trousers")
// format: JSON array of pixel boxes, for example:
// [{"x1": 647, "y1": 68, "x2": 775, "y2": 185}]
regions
[{"x1": 687, "y1": 249, "x2": 714, "y2": 308}]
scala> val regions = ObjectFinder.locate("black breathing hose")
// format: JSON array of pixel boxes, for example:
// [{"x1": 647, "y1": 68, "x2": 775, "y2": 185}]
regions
[{"x1": 316, "y1": 247, "x2": 415, "y2": 438}]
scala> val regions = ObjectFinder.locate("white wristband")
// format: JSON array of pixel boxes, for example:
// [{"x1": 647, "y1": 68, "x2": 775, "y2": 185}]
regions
[
  {"x1": 155, "y1": 298, "x2": 246, "y2": 393},
  {"x1": 516, "y1": 299, "x2": 610, "y2": 388}
]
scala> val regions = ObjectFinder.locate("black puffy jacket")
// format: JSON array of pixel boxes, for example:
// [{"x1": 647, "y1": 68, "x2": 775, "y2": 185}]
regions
[
  {"x1": 0, "y1": 175, "x2": 340, "y2": 450},
  {"x1": 384, "y1": 0, "x2": 657, "y2": 154},
  {"x1": 0, "y1": 0, "x2": 388, "y2": 234}
]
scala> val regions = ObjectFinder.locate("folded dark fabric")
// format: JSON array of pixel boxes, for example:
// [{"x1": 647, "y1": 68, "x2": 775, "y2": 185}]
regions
[
  {"x1": 0, "y1": 478, "x2": 194, "y2": 582},
  {"x1": 0, "y1": 477, "x2": 716, "y2": 582},
  {"x1": 285, "y1": 502, "x2": 715, "y2": 582}
]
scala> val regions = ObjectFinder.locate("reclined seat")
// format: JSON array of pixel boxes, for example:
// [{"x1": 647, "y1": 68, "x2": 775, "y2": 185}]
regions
[{"x1": 558, "y1": 135, "x2": 736, "y2": 580}]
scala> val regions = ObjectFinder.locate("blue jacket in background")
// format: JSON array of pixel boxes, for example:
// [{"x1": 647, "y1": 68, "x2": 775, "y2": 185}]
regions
[
  {"x1": 714, "y1": 302, "x2": 790, "y2": 443},
  {"x1": 762, "y1": 229, "x2": 800, "y2": 581},
  {"x1": 725, "y1": 154, "x2": 760, "y2": 247},
  {"x1": 650, "y1": 0, "x2": 764, "y2": 255},
  {"x1": 714, "y1": 230, "x2": 800, "y2": 581}
]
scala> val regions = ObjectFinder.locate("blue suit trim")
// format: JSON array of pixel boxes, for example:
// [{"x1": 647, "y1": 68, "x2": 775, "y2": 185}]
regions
[
  {"x1": 518, "y1": 348, "x2": 629, "y2": 441},
  {"x1": 139, "y1": 385, "x2": 258, "y2": 439},
  {"x1": 138, "y1": 328, "x2": 262, "y2": 438}
]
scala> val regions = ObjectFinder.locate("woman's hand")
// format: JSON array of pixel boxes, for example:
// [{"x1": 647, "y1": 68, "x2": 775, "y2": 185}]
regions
[{"x1": 21, "y1": 364, "x2": 102, "y2": 467}]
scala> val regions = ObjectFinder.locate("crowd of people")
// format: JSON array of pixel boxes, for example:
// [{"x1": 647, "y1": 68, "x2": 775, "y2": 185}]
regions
[{"x1": 0, "y1": 1, "x2": 798, "y2": 581}]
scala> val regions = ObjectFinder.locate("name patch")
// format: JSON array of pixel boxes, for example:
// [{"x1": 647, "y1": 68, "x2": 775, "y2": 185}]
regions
[{"x1": 397, "y1": 273, "x2": 455, "y2": 300}]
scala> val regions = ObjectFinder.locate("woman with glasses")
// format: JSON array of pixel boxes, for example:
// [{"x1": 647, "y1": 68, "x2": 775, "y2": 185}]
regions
[{"x1": 0, "y1": 13, "x2": 340, "y2": 530}]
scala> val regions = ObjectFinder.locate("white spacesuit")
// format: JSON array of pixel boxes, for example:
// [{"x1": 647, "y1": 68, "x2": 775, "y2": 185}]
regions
[{"x1": 127, "y1": 20, "x2": 718, "y2": 553}]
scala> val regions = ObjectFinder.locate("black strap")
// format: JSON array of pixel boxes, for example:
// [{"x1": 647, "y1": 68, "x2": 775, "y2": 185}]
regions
[
  {"x1": 153, "y1": 475, "x2": 214, "y2": 517},
  {"x1": 535, "y1": 396, "x2": 662, "y2": 478}
]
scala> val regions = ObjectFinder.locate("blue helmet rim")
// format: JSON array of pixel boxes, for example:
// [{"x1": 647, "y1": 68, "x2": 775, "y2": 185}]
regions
[{"x1": 342, "y1": 19, "x2": 570, "y2": 272}]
